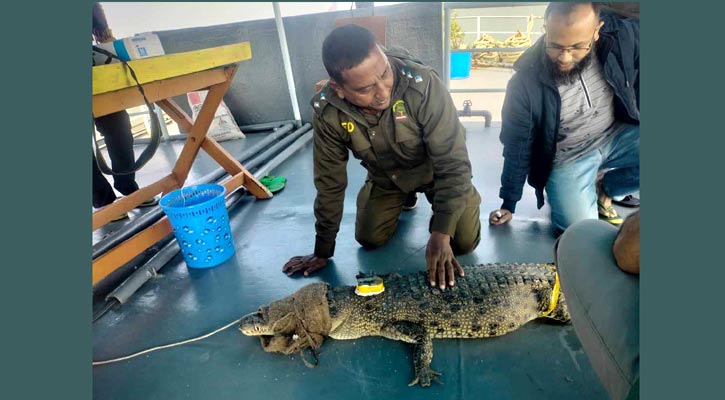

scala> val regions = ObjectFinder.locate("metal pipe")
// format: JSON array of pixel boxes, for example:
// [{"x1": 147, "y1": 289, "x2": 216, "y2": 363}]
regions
[
  {"x1": 92, "y1": 123, "x2": 300, "y2": 259},
  {"x1": 273, "y1": 2, "x2": 301, "y2": 121},
  {"x1": 106, "y1": 240, "x2": 179, "y2": 305},
  {"x1": 239, "y1": 120, "x2": 299, "y2": 132},
  {"x1": 458, "y1": 14, "x2": 544, "y2": 19},
  {"x1": 154, "y1": 104, "x2": 170, "y2": 141},
  {"x1": 452, "y1": 46, "x2": 529, "y2": 53},
  {"x1": 457, "y1": 110, "x2": 492, "y2": 127},
  {"x1": 135, "y1": 134, "x2": 187, "y2": 144},
  {"x1": 220, "y1": 124, "x2": 296, "y2": 168},
  {"x1": 241, "y1": 123, "x2": 312, "y2": 171},
  {"x1": 254, "y1": 130, "x2": 313, "y2": 178}
]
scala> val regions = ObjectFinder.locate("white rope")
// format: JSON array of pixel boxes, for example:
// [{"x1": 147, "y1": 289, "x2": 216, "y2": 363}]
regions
[{"x1": 92, "y1": 318, "x2": 240, "y2": 366}]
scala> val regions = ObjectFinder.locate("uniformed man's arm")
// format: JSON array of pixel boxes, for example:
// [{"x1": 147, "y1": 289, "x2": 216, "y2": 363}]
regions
[
  {"x1": 416, "y1": 70, "x2": 474, "y2": 236},
  {"x1": 498, "y1": 76, "x2": 534, "y2": 214},
  {"x1": 312, "y1": 115, "x2": 349, "y2": 258}
]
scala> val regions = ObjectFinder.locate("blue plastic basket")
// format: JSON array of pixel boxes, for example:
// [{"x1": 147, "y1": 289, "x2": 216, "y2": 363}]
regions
[
  {"x1": 160, "y1": 184, "x2": 235, "y2": 268},
  {"x1": 450, "y1": 52, "x2": 472, "y2": 79}
]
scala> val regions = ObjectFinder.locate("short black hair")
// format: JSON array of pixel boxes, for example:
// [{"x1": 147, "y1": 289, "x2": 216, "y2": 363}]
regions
[
  {"x1": 544, "y1": 2, "x2": 602, "y2": 21},
  {"x1": 322, "y1": 24, "x2": 378, "y2": 84}
]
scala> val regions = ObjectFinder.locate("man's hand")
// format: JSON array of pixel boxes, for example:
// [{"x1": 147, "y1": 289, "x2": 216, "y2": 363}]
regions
[
  {"x1": 426, "y1": 232, "x2": 464, "y2": 290},
  {"x1": 489, "y1": 209, "x2": 512, "y2": 225},
  {"x1": 282, "y1": 254, "x2": 329, "y2": 276}
]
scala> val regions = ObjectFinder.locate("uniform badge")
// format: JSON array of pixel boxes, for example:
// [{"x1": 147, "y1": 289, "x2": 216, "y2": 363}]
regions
[
  {"x1": 401, "y1": 68, "x2": 407, "y2": 76},
  {"x1": 341, "y1": 121, "x2": 355, "y2": 133},
  {"x1": 320, "y1": 92, "x2": 326, "y2": 100},
  {"x1": 392, "y1": 100, "x2": 408, "y2": 122},
  {"x1": 406, "y1": 71, "x2": 413, "y2": 79},
  {"x1": 314, "y1": 101, "x2": 320, "y2": 108},
  {"x1": 414, "y1": 75, "x2": 423, "y2": 83}
]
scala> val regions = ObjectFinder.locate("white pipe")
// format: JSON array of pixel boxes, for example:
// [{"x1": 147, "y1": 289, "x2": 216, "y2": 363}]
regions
[
  {"x1": 153, "y1": 104, "x2": 170, "y2": 141},
  {"x1": 273, "y1": 2, "x2": 301, "y2": 121}
]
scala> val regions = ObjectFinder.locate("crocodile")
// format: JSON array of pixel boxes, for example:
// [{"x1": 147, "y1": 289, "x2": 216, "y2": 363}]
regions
[{"x1": 239, "y1": 263, "x2": 570, "y2": 387}]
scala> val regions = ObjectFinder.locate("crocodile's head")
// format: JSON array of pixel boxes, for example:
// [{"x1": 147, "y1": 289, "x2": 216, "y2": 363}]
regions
[
  {"x1": 238, "y1": 306, "x2": 274, "y2": 336},
  {"x1": 239, "y1": 282, "x2": 332, "y2": 341}
]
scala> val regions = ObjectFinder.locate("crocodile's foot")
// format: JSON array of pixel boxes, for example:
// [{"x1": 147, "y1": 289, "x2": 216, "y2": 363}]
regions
[{"x1": 408, "y1": 366, "x2": 443, "y2": 387}]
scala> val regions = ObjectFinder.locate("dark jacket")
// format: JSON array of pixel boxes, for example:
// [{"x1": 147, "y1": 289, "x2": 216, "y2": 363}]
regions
[
  {"x1": 310, "y1": 48, "x2": 478, "y2": 258},
  {"x1": 499, "y1": 13, "x2": 639, "y2": 213}
]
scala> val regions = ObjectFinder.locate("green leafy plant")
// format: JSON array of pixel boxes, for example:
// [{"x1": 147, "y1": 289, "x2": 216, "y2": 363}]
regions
[{"x1": 450, "y1": 11, "x2": 466, "y2": 49}]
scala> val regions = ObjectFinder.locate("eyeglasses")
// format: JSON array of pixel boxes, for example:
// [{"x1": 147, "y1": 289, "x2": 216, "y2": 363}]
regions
[{"x1": 545, "y1": 32, "x2": 595, "y2": 57}]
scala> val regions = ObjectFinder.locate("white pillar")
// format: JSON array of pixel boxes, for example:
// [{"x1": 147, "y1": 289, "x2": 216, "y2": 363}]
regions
[{"x1": 273, "y1": 2, "x2": 301, "y2": 121}]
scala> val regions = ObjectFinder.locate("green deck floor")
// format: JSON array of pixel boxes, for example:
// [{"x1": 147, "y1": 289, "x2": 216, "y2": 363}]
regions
[{"x1": 92, "y1": 122, "x2": 615, "y2": 399}]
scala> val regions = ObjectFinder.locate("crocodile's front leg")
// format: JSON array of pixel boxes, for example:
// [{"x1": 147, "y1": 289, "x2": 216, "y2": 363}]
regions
[{"x1": 381, "y1": 321, "x2": 441, "y2": 387}]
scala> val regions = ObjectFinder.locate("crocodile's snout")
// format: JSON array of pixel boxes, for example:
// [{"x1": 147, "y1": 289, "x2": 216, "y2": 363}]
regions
[{"x1": 239, "y1": 306, "x2": 274, "y2": 336}]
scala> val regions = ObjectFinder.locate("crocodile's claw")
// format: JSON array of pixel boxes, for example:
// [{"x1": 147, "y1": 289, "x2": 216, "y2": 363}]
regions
[{"x1": 408, "y1": 366, "x2": 443, "y2": 387}]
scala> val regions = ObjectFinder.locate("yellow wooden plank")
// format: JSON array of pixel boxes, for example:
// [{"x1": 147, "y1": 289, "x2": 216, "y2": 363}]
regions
[
  {"x1": 202, "y1": 137, "x2": 244, "y2": 175},
  {"x1": 92, "y1": 42, "x2": 252, "y2": 95},
  {"x1": 93, "y1": 68, "x2": 228, "y2": 117}
]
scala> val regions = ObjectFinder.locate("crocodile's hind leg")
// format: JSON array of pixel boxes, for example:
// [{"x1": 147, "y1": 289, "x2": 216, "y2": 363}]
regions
[{"x1": 381, "y1": 321, "x2": 441, "y2": 387}]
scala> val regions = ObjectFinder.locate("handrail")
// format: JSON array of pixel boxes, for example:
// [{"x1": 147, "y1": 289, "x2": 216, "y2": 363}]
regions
[{"x1": 444, "y1": 2, "x2": 543, "y2": 96}]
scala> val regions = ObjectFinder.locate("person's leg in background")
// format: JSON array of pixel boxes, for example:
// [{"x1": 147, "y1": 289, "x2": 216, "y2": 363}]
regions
[
  {"x1": 94, "y1": 110, "x2": 139, "y2": 196},
  {"x1": 555, "y1": 219, "x2": 639, "y2": 400},
  {"x1": 92, "y1": 152, "x2": 117, "y2": 209}
]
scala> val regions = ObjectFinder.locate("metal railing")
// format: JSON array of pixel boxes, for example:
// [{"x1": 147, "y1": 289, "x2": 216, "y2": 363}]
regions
[
  {"x1": 456, "y1": 14, "x2": 543, "y2": 46},
  {"x1": 443, "y1": 2, "x2": 547, "y2": 90}
]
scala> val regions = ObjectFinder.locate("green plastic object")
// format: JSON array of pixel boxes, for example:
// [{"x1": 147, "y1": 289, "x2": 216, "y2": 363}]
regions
[{"x1": 260, "y1": 175, "x2": 286, "y2": 193}]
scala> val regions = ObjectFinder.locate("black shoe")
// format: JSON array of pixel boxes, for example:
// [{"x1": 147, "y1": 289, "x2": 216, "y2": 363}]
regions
[
  {"x1": 612, "y1": 195, "x2": 640, "y2": 208},
  {"x1": 402, "y1": 192, "x2": 418, "y2": 211}
]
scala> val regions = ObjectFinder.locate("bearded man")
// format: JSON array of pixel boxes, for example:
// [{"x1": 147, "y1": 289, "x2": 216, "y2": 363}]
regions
[{"x1": 489, "y1": 2, "x2": 639, "y2": 232}]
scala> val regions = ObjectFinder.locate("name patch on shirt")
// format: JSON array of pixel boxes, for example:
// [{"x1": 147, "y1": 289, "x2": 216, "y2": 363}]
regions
[{"x1": 341, "y1": 121, "x2": 355, "y2": 133}]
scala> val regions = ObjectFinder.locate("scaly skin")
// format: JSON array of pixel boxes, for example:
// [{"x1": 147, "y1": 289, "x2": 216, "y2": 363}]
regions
[{"x1": 240, "y1": 263, "x2": 570, "y2": 387}]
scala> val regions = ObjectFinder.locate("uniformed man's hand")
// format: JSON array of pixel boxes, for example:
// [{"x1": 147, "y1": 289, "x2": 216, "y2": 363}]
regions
[
  {"x1": 426, "y1": 232, "x2": 464, "y2": 290},
  {"x1": 489, "y1": 209, "x2": 512, "y2": 225},
  {"x1": 282, "y1": 254, "x2": 329, "y2": 276}
]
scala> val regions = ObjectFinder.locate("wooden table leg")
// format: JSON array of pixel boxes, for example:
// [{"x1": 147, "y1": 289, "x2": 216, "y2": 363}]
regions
[
  {"x1": 92, "y1": 174, "x2": 180, "y2": 231},
  {"x1": 156, "y1": 69, "x2": 271, "y2": 199},
  {"x1": 93, "y1": 64, "x2": 273, "y2": 285}
]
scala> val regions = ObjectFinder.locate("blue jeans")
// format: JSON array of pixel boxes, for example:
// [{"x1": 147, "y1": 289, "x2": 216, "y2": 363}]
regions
[{"x1": 546, "y1": 124, "x2": 639, "y2": 232}]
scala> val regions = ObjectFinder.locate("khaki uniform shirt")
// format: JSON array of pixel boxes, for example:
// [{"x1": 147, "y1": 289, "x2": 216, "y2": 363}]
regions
[{"x1": 310, "y1": 49, "x2": 477, "y2": 258}]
